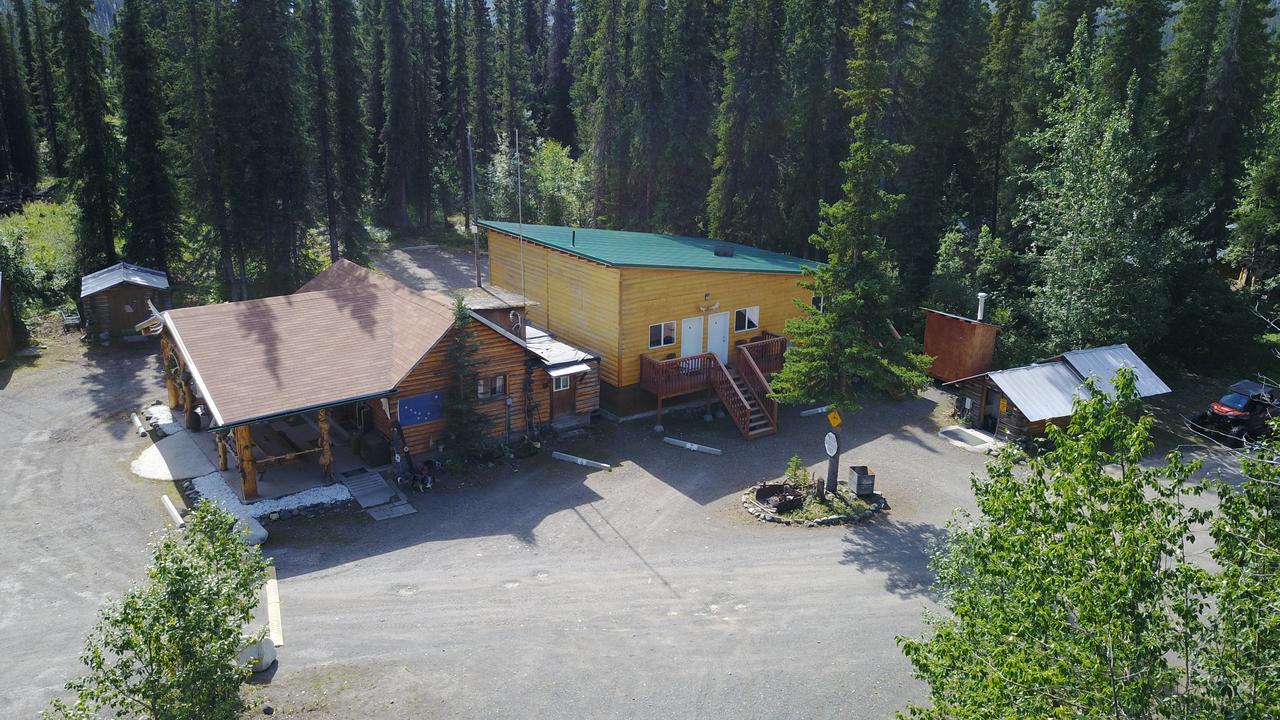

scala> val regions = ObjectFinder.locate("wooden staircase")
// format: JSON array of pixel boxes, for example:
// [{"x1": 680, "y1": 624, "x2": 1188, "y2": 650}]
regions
[{"x1": 727, "y1": 367, "x2": 776, "y2": 437}]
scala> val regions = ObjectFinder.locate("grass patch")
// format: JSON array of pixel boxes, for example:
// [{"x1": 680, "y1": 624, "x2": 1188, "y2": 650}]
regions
[{"x1": 776, "y1": 486, "x2": 870, "y2": 522}]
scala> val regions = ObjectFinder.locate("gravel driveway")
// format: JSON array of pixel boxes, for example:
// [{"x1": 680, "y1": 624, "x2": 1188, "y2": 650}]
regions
[{"x1": 253, "y1": 394, "x2": 987, "y2": 719}]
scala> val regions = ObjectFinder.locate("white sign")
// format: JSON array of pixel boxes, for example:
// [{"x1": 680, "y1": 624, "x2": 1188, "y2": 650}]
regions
[{"x1": 824, "y1": 432, "x2": 838, "y2": 458}]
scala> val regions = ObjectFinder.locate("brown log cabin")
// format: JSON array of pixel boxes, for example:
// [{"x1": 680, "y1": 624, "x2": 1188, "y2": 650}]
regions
[
  {"x1": 478, "y1": 220, "x2": 820, "y2": 438},
  {"x1": 147, "y1": 260, "x2": 598, "y2": 498}
]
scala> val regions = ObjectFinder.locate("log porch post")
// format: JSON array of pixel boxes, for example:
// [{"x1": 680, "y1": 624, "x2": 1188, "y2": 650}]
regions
[
  {"x1": 216, "y1": 431, "x2": 228, "y2": 470},
  {"x1": 318, "y1": 409, "x2": 333, "y2": 479},
  {"x1": 161, "y1": 336, "x2": 179, "y2": 408},
  {"x1": 234, "y1": 425, "x2": 258, "y2": 499}
]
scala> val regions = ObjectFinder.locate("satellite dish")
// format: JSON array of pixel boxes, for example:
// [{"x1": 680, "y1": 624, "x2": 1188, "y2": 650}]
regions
[{"x1": 509, "y1": 310, "x2": 523, "y2": 331}]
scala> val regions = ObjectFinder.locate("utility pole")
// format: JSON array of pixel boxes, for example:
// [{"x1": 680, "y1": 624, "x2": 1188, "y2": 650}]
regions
[{"x1": 467, "y1": 125, "x2": 480, "y2": 287}]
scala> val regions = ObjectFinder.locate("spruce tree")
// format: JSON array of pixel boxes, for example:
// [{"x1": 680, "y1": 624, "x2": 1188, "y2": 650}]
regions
[
  {"x1": 31, "y1": 0, "x2": 65, "y2": 177},
  {"x1": 55, "y1": 0, "x2": 119, "y2": 273},
  {"x1": 305, "y1": 0, "x2": 341, "y2": 261},
  {"x1": 971, "y1": 0, "x2": 1032, "y2": 233},
  {"x1": 331, "y1": 0, "x2": 369, "y2": 260},
  {"x1": 0, "y1": 13, "x2": 40, "y2": 192},
  {"x1": 364, "y1": 0, "x2": 388, "y2": 193},
  {"x1": 469, "y1": 0, "x2": 499, "y2": 161},
  {"x1": 890, "y1": 0, "x2": 986, "y2": 297},
  {"x1": 624, "y1": 0, "x2": 665, "y2": 229},
  {"x1": 114, "y1": 0, "x2": 178, "y2": 272},
  {"x1": 382, "y1": 0, "x2": 415, "y2": 229},
  {"x1": 655, "y1": 0, "x2": 717, "y2": 234},
  {"x1": 1183, "y1": 0, "x2": 1274, "y2": 246},
  {"x1": 229, "y1": 0, "x2": 312, "y2": 293},
  {"x1": 1097, "y1": 0, "x2": 1171, "y2": 107},
  {"x1": 706, "y1": 0, "x2": 787, "y2": 247},
  {"x1": 495, "y1": 0, "x2": 534, "y2": 152},
  {"x1": 770, "y1": 0, "x2": 931, "y2": 411},
  {"x1": 408, "y1": 0, "x2": 436, "y2": 227},
  {"x1": 451, "y1": 0, "x2": 475, "y2": 228},
  {"x1": 576, "y1": 0, "x2": 627, "y2": 224},
  {"x1": 443, "y1": 295, "x2": 492, "y2": 465},
  {"x1": 1156, "y1": 0, "x2": 1219, "y2": 184},
  {"x1": 544, "y1": 0, "x2": 575, "y2": 147},
  {"x1": 1227, "y1": 82, "x2": 1280, "y2": 288},
  {"x1": 12, "y1": 0, "x2": 39, "y2": 87},
  {"x1": 778, "y1": 0, "x2": 844, "y2": 256},
  {"x1": 521, "y1": 0, "x2": 548, "y2": 135}
]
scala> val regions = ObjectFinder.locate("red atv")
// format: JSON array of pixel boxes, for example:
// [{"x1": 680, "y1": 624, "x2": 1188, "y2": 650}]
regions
[{"x1": 1196, "y1": 380, "x2": 1278, "y2": 447}]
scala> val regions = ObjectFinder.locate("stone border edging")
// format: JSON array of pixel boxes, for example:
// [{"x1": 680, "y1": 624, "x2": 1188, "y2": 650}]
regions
[
  {"x1": 742, "y1": 488, "x2": 888, "y2": 527},
  {"x1": 178, "y1": 479, "x2": 359, "y2": 525}
]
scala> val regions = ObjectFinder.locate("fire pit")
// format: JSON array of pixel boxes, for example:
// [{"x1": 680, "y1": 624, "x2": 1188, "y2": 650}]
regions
[{"x1": 754, "y1": 483, "x2": 803, "y2": 513}]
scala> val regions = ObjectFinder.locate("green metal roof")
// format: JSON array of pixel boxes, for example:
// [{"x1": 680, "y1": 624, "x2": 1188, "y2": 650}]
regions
[{"x1": 477, "y1": 220, "x2": 820, "y2": 274}]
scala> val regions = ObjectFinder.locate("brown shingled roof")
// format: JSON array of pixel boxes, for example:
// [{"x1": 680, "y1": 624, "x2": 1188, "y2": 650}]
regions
[{"x1": 165, "y1": 260, "x2": 457, "y2": 427}]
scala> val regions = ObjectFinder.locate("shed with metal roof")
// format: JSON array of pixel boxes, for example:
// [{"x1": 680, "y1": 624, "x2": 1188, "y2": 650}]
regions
[
  {"x1": 80, "y1": 262, "x2": 171, "y2": 337},
  {"x1": 946, "y1": 343, "x2": 1170, "y2": 442}
]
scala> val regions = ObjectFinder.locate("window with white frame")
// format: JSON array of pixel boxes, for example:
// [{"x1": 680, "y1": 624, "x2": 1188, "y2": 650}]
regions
[
  {"x1": 648, "y1": 320, "x2": 676, "y2": 349},
  {"x1": 734, "y1": 306, "x2": 760, "y2": 333},
  {"x1": 553, "y1": 375, "x2": 572, "y2": 392},
  {"x1": 477, "y1": 374, "x2": 507, "y2": 400}
]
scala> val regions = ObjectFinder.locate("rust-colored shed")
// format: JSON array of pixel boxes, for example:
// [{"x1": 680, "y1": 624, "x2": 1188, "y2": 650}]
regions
[
  {"x1": 922, "y1": 308, "x2": 998, "y2": 382},
  {"x1": 81, "y1": 262, "x2": 170, "y2": 337}
]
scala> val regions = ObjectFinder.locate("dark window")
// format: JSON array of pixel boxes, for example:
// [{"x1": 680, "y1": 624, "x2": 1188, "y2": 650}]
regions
[
  {"x1": 734, "y1": 306, "x2": 759, "y2": 333},
  {"x1": 649, "y1": 321, "x2": 676, "y2": 348},
  {"x1": 477, "y1": 374, "x2": 508, "y2": 400}
]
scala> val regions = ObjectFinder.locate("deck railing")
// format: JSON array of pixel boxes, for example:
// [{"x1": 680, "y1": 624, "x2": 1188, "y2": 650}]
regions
[
  {"x1": 709, "y1": 354, "x2": 753, "y2": 437},
  {"x1": 640, "y1": 353, "x2": 714, "y2": 399},
  {"x1": 736, "y1": 347, "x2": 778, "y2": 429},
  {"x1": 739, "y1": 332, "x2": 787, "y2": 375}
]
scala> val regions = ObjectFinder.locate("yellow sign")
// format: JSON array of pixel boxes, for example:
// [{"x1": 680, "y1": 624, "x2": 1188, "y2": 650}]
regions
[
  {"x1": 827, "y1": 409, "x2": 843, "y2": 428},
  {"x1": 998, "y1": 397, "x2": 1008, "y2": 413}
]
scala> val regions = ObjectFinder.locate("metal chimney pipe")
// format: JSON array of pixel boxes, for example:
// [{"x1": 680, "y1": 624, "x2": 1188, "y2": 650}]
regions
[{"x1": 976, "y1": 292, "x2": 989, "y2": 322}]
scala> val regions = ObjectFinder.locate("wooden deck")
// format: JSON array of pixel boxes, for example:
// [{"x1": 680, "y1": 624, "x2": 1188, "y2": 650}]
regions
[{"x1": 638, "y1": 334, "x2": 786, "y2": 439}]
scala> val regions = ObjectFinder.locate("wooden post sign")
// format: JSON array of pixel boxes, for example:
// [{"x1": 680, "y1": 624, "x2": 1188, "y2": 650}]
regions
[{"x1": 824, "y1": 431, "x2": 839, "y2": 494}]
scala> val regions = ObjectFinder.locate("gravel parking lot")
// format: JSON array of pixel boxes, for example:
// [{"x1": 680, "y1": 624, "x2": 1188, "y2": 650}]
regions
[{"x1": 3, "y1": 329, "x2": 1246, "y2": 719}]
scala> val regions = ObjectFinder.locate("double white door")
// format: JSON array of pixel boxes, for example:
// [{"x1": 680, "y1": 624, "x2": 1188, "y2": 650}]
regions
[{"x1": 681, "y1": 311, "x2": 730, "y2": 364}]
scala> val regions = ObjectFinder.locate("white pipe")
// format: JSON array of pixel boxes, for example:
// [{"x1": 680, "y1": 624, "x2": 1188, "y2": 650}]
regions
[
  {"x1": 551, "y1": 451, "x2": 610, "y2": 470},
  {"x1": 131, "y1": 412, "x2": 149, "y2": 437},
  {"x1": 663, "y1": 437, "x2": 723, "y2": 455},
  {"x1": 161, "y1": 494, "x2": 186, "y2": 528},
  {"x1": 976, "y1": 292, "x2": 989, "y2": 322},
  {"x1": 800, "y1": 406, "x2": 830, "y2": 417}
]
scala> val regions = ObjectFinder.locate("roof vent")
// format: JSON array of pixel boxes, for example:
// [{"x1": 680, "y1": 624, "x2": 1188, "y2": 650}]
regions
[{"x1": 714, "y1": 244, "x2": 735, "y2": 257}]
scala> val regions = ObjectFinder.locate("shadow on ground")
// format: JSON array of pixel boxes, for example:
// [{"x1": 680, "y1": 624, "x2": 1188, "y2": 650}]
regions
[{"x1": 841, "y1": 517, "x2": 948, "y2": 601}]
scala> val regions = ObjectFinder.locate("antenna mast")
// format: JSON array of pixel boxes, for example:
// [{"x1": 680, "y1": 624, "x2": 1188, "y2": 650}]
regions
[
  {"x1": 516, "y1": 129, "x2": 525, "y2": 302},
  {"x1": 467, "y1": 126, "x2": 480, "y2": 287}
]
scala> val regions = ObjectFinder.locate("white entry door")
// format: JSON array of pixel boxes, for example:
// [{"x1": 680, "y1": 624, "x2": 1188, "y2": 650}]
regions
[
  {"x1": 707, "y1": 311, "x2": 730, "y2": 364},
  {"x1": 680, "y1": 316, "x2": 704, "y2": 357}
]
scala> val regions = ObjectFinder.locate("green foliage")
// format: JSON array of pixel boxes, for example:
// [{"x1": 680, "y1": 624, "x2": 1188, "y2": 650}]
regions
[
  {"x1": 771, "y1": 0, "x2": 932, "y2": 412},
  {"x1": 0, "y1": 12, "x2": 41, "y2": 192},
  {"x1": 331, "y1": 0, "x2": 369, "y2": 262},
  {"x1": 46, "y1": 502, "x2": 268, "y2": 720},
  {"x1": 544, "y1": 0, "x2": 575, "y2": 147},
  {"x1": 900, "y1": 369, "x2": 1213, "y2": 717},
  {"x1": 901, "y1": 367, "x2": 1280, "y2": 718},
  {"x1": 705, "y1": 0, "x2": 786, "y2": 247},
  {"x1": 114, "y1": 0, "x2": 179, "y2": 272},
  {"x1": 1020, "y1": 22, "x2": 1176, "y2": 354},
  {"x1": 0, "y1": 199, "x2": 79, "y2": 312},
  {"x1": 971, "y1": 0, "x2": 1033, "y2": 234},
  {"x1": 783, "y1": 454, "x2": 810, "y2": 486},
  {"x1": 527, "y1": 139, "x2": 591, "y2": 226},
  {"x1": 443, "y1": 295, "x2": 492, "y2": 465},
  {"x1": 655, "y1": 0, "x2": 717, "y2": 235},
  {"x1": 55, "y1": 0, "x2": 119, "y2": 275},
  {"x1": 1228, "y1": 82, "x2": 1280, "y2": 289}
]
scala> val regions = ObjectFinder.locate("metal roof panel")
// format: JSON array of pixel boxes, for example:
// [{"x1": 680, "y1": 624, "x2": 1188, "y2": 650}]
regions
[
  {"x1": 1061, "y1": 344, "x2": 1170, "y2": 398},
  {"x1": 988, "y1": 362, "x2": 1090, "y2": 423},
  {"x1": 81, "y1": 262, "x2": 169, "y2": 298}
]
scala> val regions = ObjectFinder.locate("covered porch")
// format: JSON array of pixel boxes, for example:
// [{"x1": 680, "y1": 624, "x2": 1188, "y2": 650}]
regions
[{"x1": 639, "y1": 332, "x2": 786, "y2": 439}]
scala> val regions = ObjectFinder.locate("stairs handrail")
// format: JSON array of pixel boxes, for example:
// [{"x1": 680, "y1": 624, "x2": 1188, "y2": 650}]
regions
[
  {"x1": 736, "y1": 348, "x2": 778, "y2": 427},
  {"x1": 709, "y1": 354, "x2": 752, "y2": 437}
]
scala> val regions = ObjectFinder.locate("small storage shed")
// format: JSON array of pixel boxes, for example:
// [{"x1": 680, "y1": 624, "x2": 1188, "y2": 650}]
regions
[
  {"x1": 922, "y1": 308, "x2": 998, "y2": 382},
  {"x1": 0, "y1": 271, "x2": 14, "y2": 363},
  {"x1": 81, "y1": 262, "x2": 170, "y2": 337},
  {"x1": 949, "y1": 343, "x2": 1170, "y2": 441}
]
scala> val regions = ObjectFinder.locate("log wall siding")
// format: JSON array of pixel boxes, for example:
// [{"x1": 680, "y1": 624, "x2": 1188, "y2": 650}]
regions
[
  {"x1": 87, "y1": 285, "x2": 168, "y2": 336},
  {"x1": 487, "y1": 230, "x2": 623, "y2": 385},
  {"x1": 616, "y1": 268, "x2": 810, "y2": 387},
  {"x1": 390, "y1": 319, "x2": 533, "y2": 455},
  {"x1": 575, "y1": 363, "x2": 601, "y2": 414}
]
